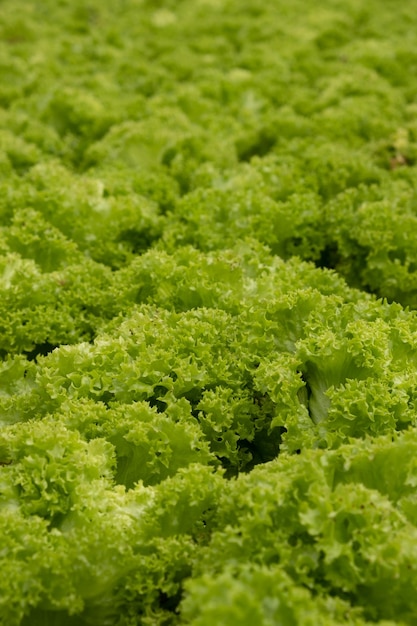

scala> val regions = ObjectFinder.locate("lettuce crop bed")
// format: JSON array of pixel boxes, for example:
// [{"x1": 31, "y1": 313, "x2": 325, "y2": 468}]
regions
[{"x1": 3, "y1": 0, "x2": 417, "y2": 624}]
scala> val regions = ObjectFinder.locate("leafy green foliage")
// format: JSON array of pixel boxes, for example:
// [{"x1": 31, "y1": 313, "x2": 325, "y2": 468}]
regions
[{"x1": 2, "y1": 0, "x2": 417, "y2": 623}]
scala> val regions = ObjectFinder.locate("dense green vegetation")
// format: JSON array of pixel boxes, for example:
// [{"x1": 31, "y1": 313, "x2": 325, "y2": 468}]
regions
[{"x1": 2, "y1": 0, "x2": 417, "y2": 623}]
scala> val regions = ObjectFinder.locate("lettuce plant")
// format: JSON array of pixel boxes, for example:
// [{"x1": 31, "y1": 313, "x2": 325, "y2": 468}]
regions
[{"x1": 2, "y1": 0, "x2": 417, "y2": 624}]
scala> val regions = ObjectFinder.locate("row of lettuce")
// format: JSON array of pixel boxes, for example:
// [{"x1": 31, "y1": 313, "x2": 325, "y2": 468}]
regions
[
  {"x1": 3, "y1": 0, "x2": 417, "y2": 623},
  {"x1": 1, "y1": 0, "x2": 417, "y2": 306},
  {"x1": 3, "y1": 152, "x2": 417, "y2": 310},
  {"x1": 3, "y1": 425, "x2": 417, "y2": 625},
  {"x1": 3, "y1": 243, "x2": 417, "y2": 623}
]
